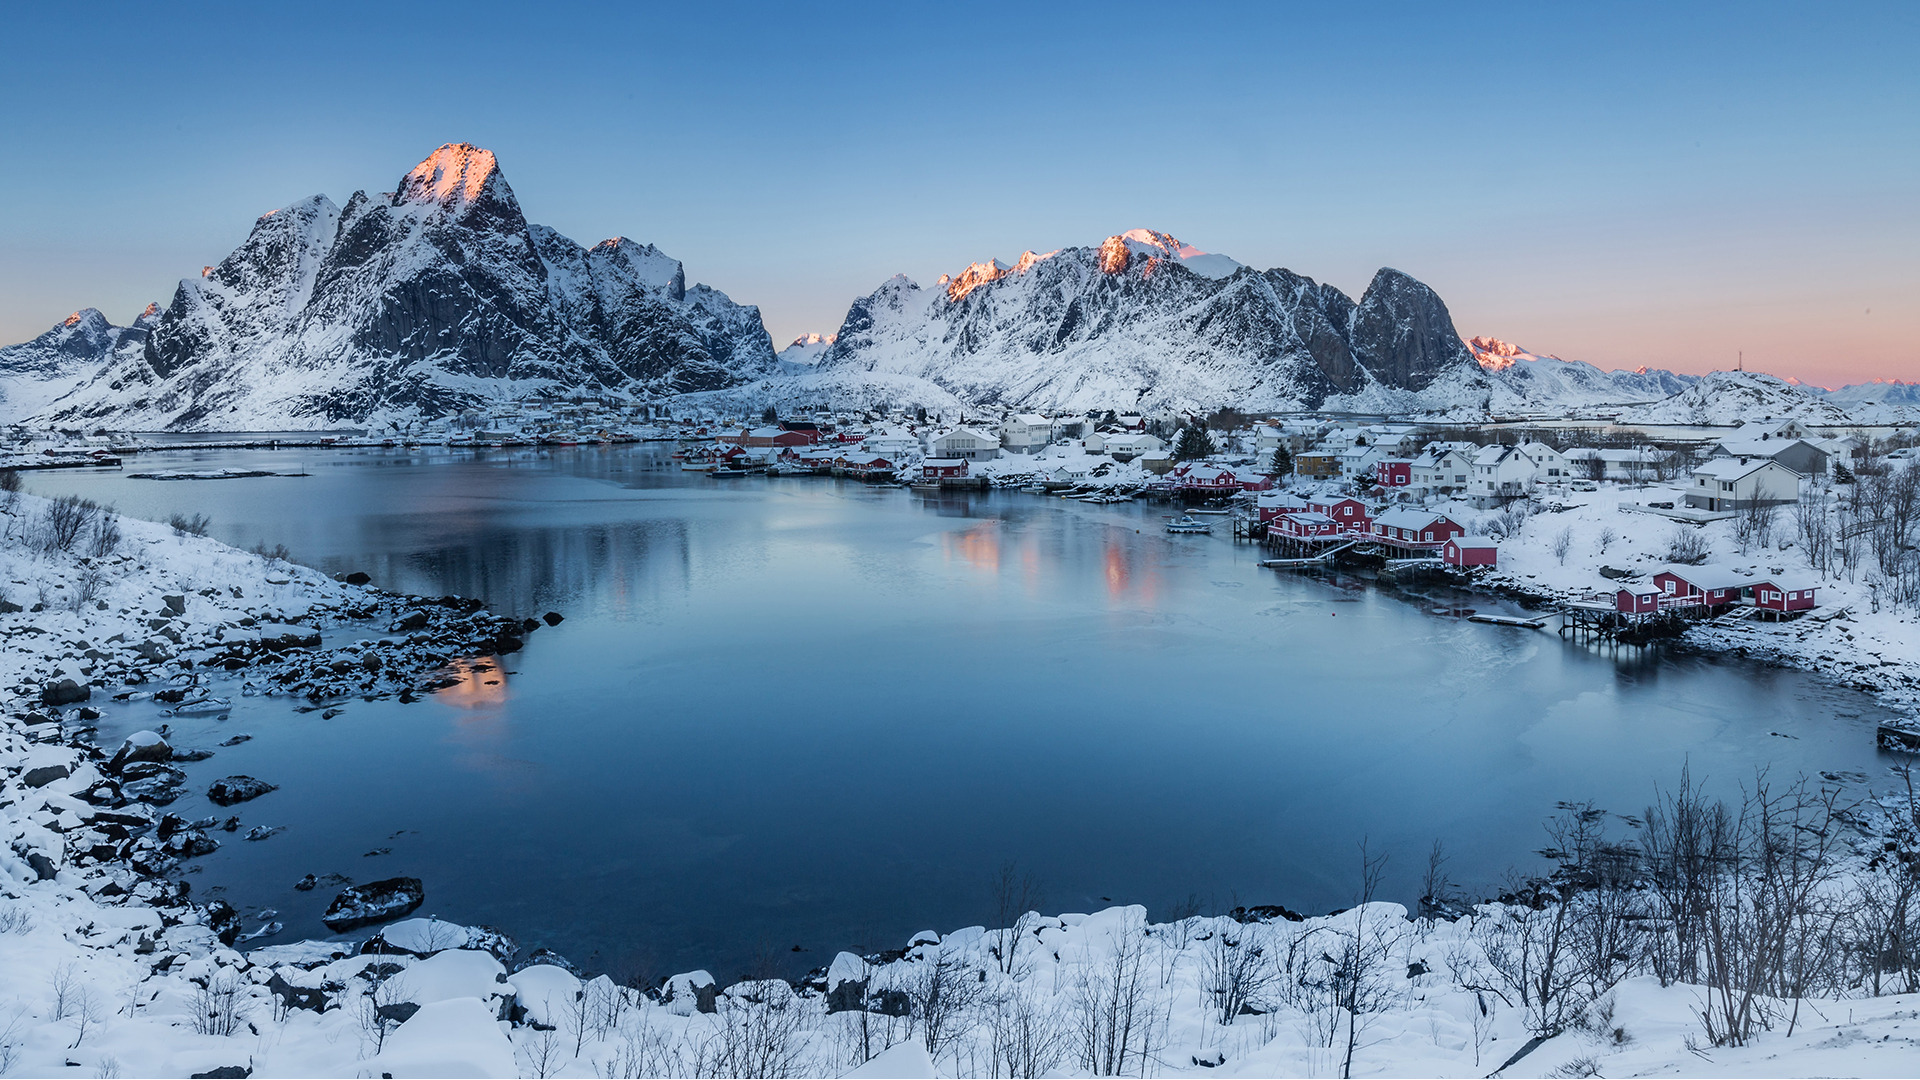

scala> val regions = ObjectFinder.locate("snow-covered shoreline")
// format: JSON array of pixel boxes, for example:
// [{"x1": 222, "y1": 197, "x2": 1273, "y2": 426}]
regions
[
  {"x1": 1410, "y1": 479, "x2": 1920, "y2": 726},
  {"x1": 5, "y1": 474, "x2": 1920, "y2": 1077}
]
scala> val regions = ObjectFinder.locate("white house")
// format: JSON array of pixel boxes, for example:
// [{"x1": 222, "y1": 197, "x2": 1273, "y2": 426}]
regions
[
  {"x1": 1564, "y1": 447, "x2": 1671, "y2": 482},
  {"x1": 1101, "y1": 432, "x2": 1165, "y2": 461},
  {"x1": 1469, "y1": 444, "x2": 1539, "y2": 505},
  {"x1": 1519, "y1": 442, "x2": 1572, "y2": 482},
  {"x1": 1684, "y1": 457, "x2": 1802, "y2": 511},
  {"x1": 929, "y1": 426, "x2": 1001, "y2": 461},
  {"x1": 1710, "y1": 435, "x2": 1829, "y2": 479},
  {"x1": 861, "y1": 432, "x2": 923, "y2": 457},
  {"x1": 999, "y1": 414, "x2": 1054, "y2": 455},
  {"x1": 1340, "y1": 444, "x2": 1387, "y2": 480},
  {"x1": 1410, "y1": 446, "x2": 1472, "y2": 498}
]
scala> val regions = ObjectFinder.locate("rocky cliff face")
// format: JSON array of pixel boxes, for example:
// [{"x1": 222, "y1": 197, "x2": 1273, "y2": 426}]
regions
[
  {"x1": 38, "y1": 144, "x2": 776, "y2": 430},
  {"x1": 812, "y1": 231, "x2": 1485, "y2": 414}
]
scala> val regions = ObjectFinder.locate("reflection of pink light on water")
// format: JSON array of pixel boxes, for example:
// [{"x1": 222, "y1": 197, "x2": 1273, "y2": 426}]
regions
[
  {"x1": 943, "y1": 524, "x2": 1001, "y2": 575},
  {"x1": 1105, "y1": 540, "x2": 1129, "y2": 598}
]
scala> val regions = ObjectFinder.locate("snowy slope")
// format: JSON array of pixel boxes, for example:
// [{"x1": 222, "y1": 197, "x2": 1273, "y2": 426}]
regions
[
  {"x1": 1617, "y1": 369, "x2": 1857, "y2": 426},
  {"x1": 0, "y1": 305, "x2": 159, "y2": 424},
  {"x1": 31, "y1": 144, "x2": 777, "y2": 431},
  {"x1": 809, "y1": 231, "x2": 1483, "y2": 414},
  {"x1": 1809, "y1": 378, "x2": 1920, "y2": 424},
  {"x1": 1468, "y1": 336, "x2": 1700, "y2": 410}
]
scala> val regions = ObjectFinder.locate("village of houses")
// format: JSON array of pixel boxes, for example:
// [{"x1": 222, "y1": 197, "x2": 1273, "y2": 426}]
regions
[
  {"x1": 645, "y1": 404, "x2": 1920, "y2": 734},
  {"x1": 677, "y1": 408, "x2": 1910, "y2": 621}
]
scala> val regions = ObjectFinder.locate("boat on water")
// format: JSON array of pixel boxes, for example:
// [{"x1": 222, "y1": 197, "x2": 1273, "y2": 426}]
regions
[
  {"x1": 709, "y1": 467, "x2": 750, "y2": 478},
  {"x1": 1165, "y1": 514, "x2": 1213, "y2": 534}
]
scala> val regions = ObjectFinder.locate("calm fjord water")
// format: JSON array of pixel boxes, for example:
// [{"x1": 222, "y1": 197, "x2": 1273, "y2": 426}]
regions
[{"x1": 30, "y1": 446, "x2": 1899, "y2": 979}]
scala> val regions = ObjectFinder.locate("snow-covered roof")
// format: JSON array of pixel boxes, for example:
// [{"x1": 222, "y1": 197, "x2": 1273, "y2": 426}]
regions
[
  {"x1": 1754, "y1": 574, "x2": 1819, "y2": 592},
  {"x1": 1006, "y1": 414, "x2": 1051, "y2": 426},
  {"x1": 1655, "y1": 565, "x2": 1762, "y2": 592},
  {"x1": 1449, "y1": 536, "x2": 1499, "y2": 548},
  {"x1": 1282, "y1": 512, "x2": 1337, "y2": 525},
  {"x1": 1374, "y1": 508, "x2": 1453, "y2": 530},
  {"x1": 922, "y1": 458, "x2": 966, "y2": 467},
  {"x1": 1693, "y1": 456, "x2": 1793, "y2": 480},
  {"x1": 1713, "y1": 435, "x2": 1817, "y2": 457},
  {"x1": 1471, "y1": 444, "x2": 1527, "y2": 466}
]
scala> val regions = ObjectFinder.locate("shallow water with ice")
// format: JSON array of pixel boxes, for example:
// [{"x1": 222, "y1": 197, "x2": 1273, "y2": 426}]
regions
[{"x1": 28, "y1": 445, "x2": 1903, "y2": 979}]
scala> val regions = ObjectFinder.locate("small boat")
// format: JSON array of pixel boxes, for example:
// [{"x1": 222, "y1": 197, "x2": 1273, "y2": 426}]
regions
[
  {"x1": 708, "y1": 467, "x2": 750, "y2": 477},
  {"x1": 1165, "y1": 514, "x2": 1212, "y2": 534}
]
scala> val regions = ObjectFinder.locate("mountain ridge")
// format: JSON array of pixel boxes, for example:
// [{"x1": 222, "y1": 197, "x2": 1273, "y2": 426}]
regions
[{"x1": 16, "y1": 143, "x2": 776, "y2": 430}]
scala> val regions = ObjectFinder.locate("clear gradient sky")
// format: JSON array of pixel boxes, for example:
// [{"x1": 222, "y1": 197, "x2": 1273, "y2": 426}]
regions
[{"x1": 2, "y1": 1, "x2": 1914, "y2": 386}]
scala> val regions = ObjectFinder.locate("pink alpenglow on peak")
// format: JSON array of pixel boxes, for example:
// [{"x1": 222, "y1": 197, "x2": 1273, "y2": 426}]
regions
[
  {"x1": 393, "y1": 142, "x2": 513, "y2": 215},
  {"x1": 1099, "y1": 230, "x2": 1242, "y2": 278},
  {"x1": 1467, "y1": 335, "x2": 1568, "y2": 372},
  {"x1": 945, "y1": 258, "x2": 1013, "y2": 301}
]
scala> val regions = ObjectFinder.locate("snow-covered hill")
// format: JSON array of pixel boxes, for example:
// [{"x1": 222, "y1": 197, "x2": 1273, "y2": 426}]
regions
[
  {"x1": 1617, "y1": 369, "x2": 1857, "y2": 426},
  {"x1": 28, "y1": 144, "x2": 776, "y2": 431},
  {"x1": 1467, "y1": 336, "x2": 1699, "y2": 410},
  {"x1": 0, "y1": 305, "x2": 158, "y2": 423},
  {"x1": 808, "y1": 230, "x2": 1486, "y2": 414},
  {"x1": 1809, "y1": 378, "x2": 1920, "y2": 424}
]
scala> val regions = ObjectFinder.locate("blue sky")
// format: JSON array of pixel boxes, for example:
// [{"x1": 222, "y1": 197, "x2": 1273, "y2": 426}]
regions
[{"x1": 2, "y1": 1, "x2": 1914, "y2": 385}]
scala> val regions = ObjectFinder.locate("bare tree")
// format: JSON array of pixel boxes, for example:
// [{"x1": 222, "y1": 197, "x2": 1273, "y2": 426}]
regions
[
  {"x1": 1070, "y1": 911, "x2": 1163, "y2": 1077},
  {"x1": 1552, "y1": 527, "x2": 1574, "y2": 565},
  {"x1": 1330, "y1": 841, "x2": 1401, "y2": 1078},
  {"x1": 989, "y1": 862, "x2": 1043, "y2": 976},
  {"x1": 984, "y1": 983, "x2": 1070, "y2": 1079}
]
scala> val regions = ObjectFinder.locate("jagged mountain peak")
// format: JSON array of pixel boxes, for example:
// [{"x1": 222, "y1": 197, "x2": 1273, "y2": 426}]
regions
[
  {"x1": 15, "y1": 143, "x2": 776, "y2": 429},
  {"x1": 392, "y1": 142, "x2": 517, "y2": 219}
]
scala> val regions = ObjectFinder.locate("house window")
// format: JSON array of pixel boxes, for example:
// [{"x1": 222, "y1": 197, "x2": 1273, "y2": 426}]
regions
[{"x1": 1424, "y1": 531, "x2": 1433, "y2": 541}]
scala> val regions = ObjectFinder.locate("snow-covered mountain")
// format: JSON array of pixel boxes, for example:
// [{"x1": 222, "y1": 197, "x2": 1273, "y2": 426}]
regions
[
  {"x1": 30, "y1": 144, "x2": 776, "y2": 430},
  {"x1": 0, "y1": 305, "x2": 159, "y2": 423},
  {"x1": 1807, "y1": 379, "x2": 1920, "y2": 424},
  {"x1": 776, "y1": 332, "x2": 836, "y2": 370},
  {"x1": 1468, "y1": 336, "x2": 1700, "y2": 410},
  {"x1": 808, "y1": 230, "x2": 1484, "y2": 414},
  {"x1": 1617, "y1": 370, "x2": 1857, "y2": 426}
]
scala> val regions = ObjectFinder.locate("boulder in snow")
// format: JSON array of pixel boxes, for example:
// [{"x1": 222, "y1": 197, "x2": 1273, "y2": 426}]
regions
[
  {"x1": 108, "y1": 729, "x2": 172, "y2": 772},
  {"x1": 41, "y1": 678, "x2": 89, "y2": 706},
  {"x1": 660, "y1": 969, "x2": 717, "y2": 1015},
  {"x1": 370, "y1": 997, "x2": 517, "y2": 1079}
]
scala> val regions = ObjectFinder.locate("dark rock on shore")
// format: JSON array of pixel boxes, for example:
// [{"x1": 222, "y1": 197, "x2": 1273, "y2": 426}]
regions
[
  {"x1": 108, "y1": 730, "x2": 172, "y2": 773},
  {"x1": 542, "y1": 611, "x2": 564, "y2": 626},
  {"x1": 207, "y1": 775, "x2": 277, "y2": 805},
  {"x1": 322, "y1": 876, "x2": 425, "y2": 931},
  {"x1": 42, "y1": 678, "x2": 90, "y2": 706},
  {"x1": 22, "y1": 765, "x2": 70, "y2": 788},
  {"x1": 204, "y1": 899, "x2": 242, "y2": 945}
]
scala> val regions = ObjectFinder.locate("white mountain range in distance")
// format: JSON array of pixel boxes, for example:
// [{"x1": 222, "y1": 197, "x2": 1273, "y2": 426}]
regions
[{"x1": 1, "y1": 157, "x2": 1912, "y2": 428}]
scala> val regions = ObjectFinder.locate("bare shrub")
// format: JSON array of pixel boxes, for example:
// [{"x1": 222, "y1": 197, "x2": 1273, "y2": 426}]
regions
[
  {"x1": 1202, "y1": 918, "x2": 1274, "y2": 1024},
  {"x1": 1552, "y1": 527, "x2": 1574, "y2": 565},
  {"x1": 1667, "y1": 526, "x2": 1710, "y2": 565},
  {"x1": 168, "y1": 512, "x2": 213, "y2": 537},
  {"x1": 87, "y1": 509, "x2": 120, "y2": 557},
  {"x1": 989, "y1": 862, "x2": 1044, "y2": 976},
  {"x1": 190, "y1": 970, "x2": 249, "y2": 1037},
  {"x1": 1070, "y1": 910, "x2": 1163, "y2": 1077},
  {"x1": 696, "y1": 982, "x2": 808, "y2": 1079},
  {"x1": 985, "y1": 983, "x2": 1069, "y2": 1079},
  {"x1": 36, "y1": 495, "x2": 99, "y2": 554}
]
